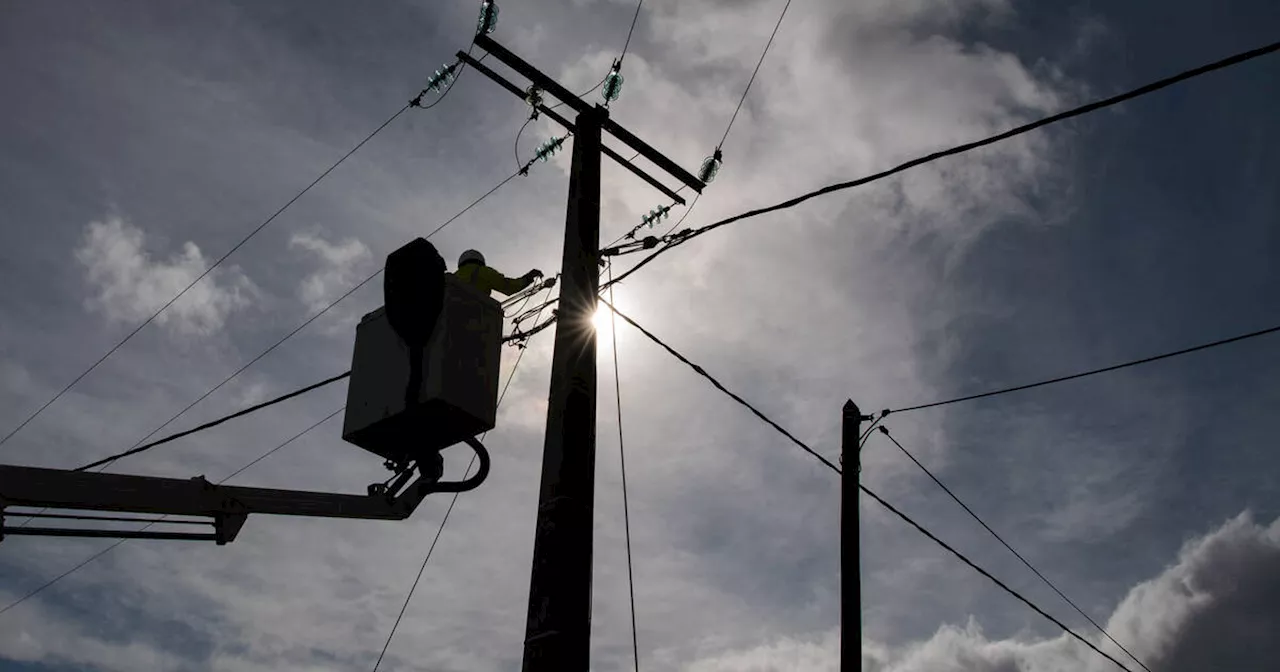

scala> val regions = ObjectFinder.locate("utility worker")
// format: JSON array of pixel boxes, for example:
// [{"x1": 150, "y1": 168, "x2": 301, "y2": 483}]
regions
[{"x1": 453, "y1": 249, "x2": 543, "y2": 297}]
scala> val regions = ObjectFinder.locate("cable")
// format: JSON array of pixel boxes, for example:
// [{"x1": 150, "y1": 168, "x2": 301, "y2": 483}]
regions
[
  {"x1": 549, "y1": 74, "x2": 610, "y2": 113},
  {"x1": 372, "y1": 283, "x2": 555, "y2": 671},
  {"x1": 858, "y1": 483, "x2": 1134, "y2": 672},
  {"x1": 75, "y1": 371, "x2": 351, "y2": 472},
  {"x1": 0, "y1": 106, "x2": 413, "y2": 453},
  {"x1": 605, "y1": 265, "x2": 642, "y2": 671},
  {"x1": 73, "y1": 164, "x2": 525, "y2": 479},
  {"x1": 599, "y1": 298, "x2": 840, "y2": 474},
  {"x1": 0, "y1": 407, "x2": 342, "y2": 618},
  {"x1": 602, "y1": 39, "x2": 1280, "y2": 294},
  {"x1": 514, "y1": 115, "x2": 534, "y2": 170},
  {"x1": 875, "y1": 427, "x2": 1151, "y2": 672},
  {"x1": 598, "y1": 302, "x2": 1132, "y2": 671},
  {"x1": 891, "y1": 323, "x2": 1280, "y2": 414},
  {"x1": 619, "y1": 0, "x2": 644, "y2": 65},
  {"x1": 718, "y1": 0, "x2": 794, "y2": 151},
  {"x1": 659, "y1": 192, "x2": 699, "y2": 239}
]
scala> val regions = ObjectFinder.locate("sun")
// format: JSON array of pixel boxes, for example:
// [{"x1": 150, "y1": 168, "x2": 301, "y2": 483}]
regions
[{"x1": 591, "y1": 304, "x2": 613, "y2": 333}]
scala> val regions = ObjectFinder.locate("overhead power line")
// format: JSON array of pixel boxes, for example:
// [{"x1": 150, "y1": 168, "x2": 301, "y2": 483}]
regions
[
  {"x1": 601, "y1": 302, "x2": 1134, "y2": 672},
  {"x1": 75, "y1": 371, "x2": 352, "y2": 472},
  {"x1": 618, "y1": 0, "x2": 645, "y2": 65},
  {"x1": 718, "y1": 0, "x2": 794, "y2": 151},
  {"x1": 0, "y1": 105, "x2": 414, "y2": 453},
  {"x1": 602, "y1": 39, "x2": 1280, "y2": 292},
  {"x1": 858, "y1": 483, "x2": 1135, "y2": 672},
  {"x1": 889, "y1": 322, "x2": 1280, "y2": 415},
  {"x1": 0, "y1": 407, "x2": 343, "y2": 618},
  {"x1": 372, "y1": 283, "x2": 556, "y2": 671},
  {"x1": 604, "y1": 266, "x2": 642, "y2": 671},
  {"x1": 68, "y1": 164, "x2": 527, "y2": 477},
  {"x1": 875, "y1": 427, "x2": 1152, "y2": 672},
  {"x1": 599, "y1": 298, "x2": 839, "y2": 474}
]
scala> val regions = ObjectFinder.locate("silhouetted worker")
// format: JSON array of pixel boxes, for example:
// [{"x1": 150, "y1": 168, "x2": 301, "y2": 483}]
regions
[{"x1": 453, "y1": 249, "x2": 543, "y2": 297}]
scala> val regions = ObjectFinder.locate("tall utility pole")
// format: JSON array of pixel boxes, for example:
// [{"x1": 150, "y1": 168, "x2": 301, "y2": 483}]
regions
[
  {"x1": 462, "y1": 34, "x2": 704, "y2": 672},
  {"x1": 841, "y1": 400, "x2": 868, "y2": 672},
  {"x1": 522, "y1": 104, "x2": 604, "y2": 670}
]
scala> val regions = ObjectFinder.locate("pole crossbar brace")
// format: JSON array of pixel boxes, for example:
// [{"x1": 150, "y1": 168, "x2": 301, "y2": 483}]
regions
[
  {"x1": 458, "y1": 51, "x2": 688, "y2": 205},
  {"x1": 469, "y1": 35, "x2": 706, "y2": 195}
]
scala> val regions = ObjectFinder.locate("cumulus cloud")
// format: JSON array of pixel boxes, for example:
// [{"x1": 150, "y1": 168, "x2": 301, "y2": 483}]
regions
[
  {"x1": 288, "y1": 232, "x2": 373, "y2": 314},
  {"x1": 74, "y1": 216, "x2": 259, "y2": 336},
  {"x1": 689, "y1": 512, "x2": 1280, "y2": 672}
]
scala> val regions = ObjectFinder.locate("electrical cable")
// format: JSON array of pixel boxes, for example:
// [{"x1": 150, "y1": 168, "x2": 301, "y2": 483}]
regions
[
  {"x1": 618, "y1": 0, "x2": 644, "y2": 65},
  {"x1": 69, "y1": 164, "x2": 526, "y2": 478},
  {"x1": 0, "y1": 104, "x2": 413, "y2": 453},
  {"x1": 599, "y1": 302, "x2": 1134, "y2": 671},
  {"x1": 598, "y1": 298, "x2": 840, "y2": 474},
  {"x1": 875, "y1": 427, "x2": 1152, "y2": 672},
  {"x1": 0, "y1": 407, "x2": 343, "y2": 618},
  {"x1": 659, "y1": 191, "x2": 699, "y2": 239},
  {"x1": 604, "y1": 264, "x2": 642, "y2": 671},
  {"x1": 514, "y1": 115, "x2": 534, "y2": 170},
  {"x1": 717, "y1": 0, "x2": 794, "y2": 151},
  {"x1": 75, "y1": 371, "x2": 352, "y2": 472},
  {"x1": 601, "y1": 39, "x2": 1280, "y2": 294},
  {"x1": 858, "y1": 483, "x2": 1135, "y2": 672},
  {"x1": 890, "y1": 323, "x2": 1280, "y2": 414},
  {"x1": 371, "y1": 283, "x2": 555, "y2": 671}
]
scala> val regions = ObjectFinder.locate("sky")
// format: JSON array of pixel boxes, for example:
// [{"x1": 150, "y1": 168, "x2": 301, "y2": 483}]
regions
[{"x1": 0, "y1": 0, "x2": 1278, "y2": 670}]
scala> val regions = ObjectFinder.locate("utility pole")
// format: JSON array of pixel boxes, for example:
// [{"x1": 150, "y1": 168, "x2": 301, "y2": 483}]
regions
[
  {"x1": 462, "y1": 34, "x2": 704, "y2": 672},
  {"x1": 841, "y1": 400, "x2": 868, "y2": 672},
  {"x1": 522, "y1": 104, "x2": 604, "y2": 670}
]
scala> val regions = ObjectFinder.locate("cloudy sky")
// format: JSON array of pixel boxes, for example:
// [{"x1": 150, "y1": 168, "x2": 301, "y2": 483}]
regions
[{"x1": 1, "y1": 0, "x2": 1278, "y2": 670}]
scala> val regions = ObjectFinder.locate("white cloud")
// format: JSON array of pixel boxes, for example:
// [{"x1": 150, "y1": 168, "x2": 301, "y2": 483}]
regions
[
  {"x1": 74, "y1": 216, "x2": 259, "y2": 337},
  {"x1": 288, "y1": 232, "x2": 373, "y2": 314},
  {"x1": 690, "y1": 512, "x2": 1280, "y2": 672}
]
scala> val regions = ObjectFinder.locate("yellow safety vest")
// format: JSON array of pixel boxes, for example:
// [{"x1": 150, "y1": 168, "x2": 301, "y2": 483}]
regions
[{"x1": 453, "y1": 263, "x2": 530, "y2": 297}]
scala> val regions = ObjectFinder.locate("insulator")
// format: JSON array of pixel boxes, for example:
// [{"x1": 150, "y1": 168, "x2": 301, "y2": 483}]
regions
[
  {"x1": 525, "y1": 86, "x2": 543, "y2": 110},
  {"x1": 535, "y1": 136, "x2": 565, "y2": 162},
  {"x1": 602, "y1": 62, "x2": 624, "y2": 102},
  {"x1": 641, "y1": 204, "x2": 671, "y2": 228},
  {"x1": 476, "y1": 0, "x2": 499, "y2": 35},
  {"x1": 699, "y1": 149, "x2": 723, "y2": 184},
  {"x1": 426, "y1": 63, "x2": 457, "y2": 93}
]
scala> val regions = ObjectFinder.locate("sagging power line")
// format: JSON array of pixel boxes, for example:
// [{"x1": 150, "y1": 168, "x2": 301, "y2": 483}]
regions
[
  {"x1": 601, "y1": 299, "x2": 1134, "y2": 672},
  {"x1": 874, "y1": 427, "x2": 1152, "y2": 672},
  {"x1": 602, "y1": 39, "x2": 1280, "y2": 291}
]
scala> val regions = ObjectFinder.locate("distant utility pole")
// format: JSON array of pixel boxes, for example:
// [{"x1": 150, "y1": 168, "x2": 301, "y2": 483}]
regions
[
  {"x1": 463, "y1": 33, "x2": 704, "y2": 672},
  {"x1": 842, "y1": 400, "x2": 870, "y2": 672}
]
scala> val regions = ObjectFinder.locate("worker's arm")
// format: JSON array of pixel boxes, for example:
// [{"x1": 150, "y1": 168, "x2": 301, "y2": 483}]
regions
[{"x1": 479, "y1": 265, "x2": 538, "y2": 297}]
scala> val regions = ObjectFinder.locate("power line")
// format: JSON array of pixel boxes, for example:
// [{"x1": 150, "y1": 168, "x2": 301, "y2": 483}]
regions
[
  {"x1": 599, "y1": 298, "x2": 840, "y2": 474},
  {"x1": 875, "y1": 426, "x2": 1152, "y2": 672},
  {"x1": 618, "y1": 0, "x2": 645, "y2": 65},
  {"x1": 858, "y1": 483, "x2": 1135, "y2": 672},
  {"x1": 604, "y1": 265, "x2": 642, "y2": 671},
  {"x1": 372, "y1": 283, "x2": 555, "y2": 671},
  {"x1": 889, "y1": 322, "x2": 1280, "y2": 415},
  {"x1": 0, "y1": 407, "x2": 342, "y2": 618},
  {"x1": 602, "y1": 39, "x2": 1280, "y2": 293},
  {"x1": 0, "y1": 105, "x2": 413, "y2": 453},
  {"x1": 75, "y1": 371, "x2": 352, "y2": 472},
  {"x1": 600, "y1": 303, "x2": 1134, "y2": 671},
  {"x1": 71, "y1": 164, "x2": 526, "y2": 479},
  {"x1": 718, "y1": 0, "x2": 794, "y2": 151}
]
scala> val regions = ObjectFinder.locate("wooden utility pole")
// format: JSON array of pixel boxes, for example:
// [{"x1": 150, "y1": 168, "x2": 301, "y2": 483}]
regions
[
  {"x1": 462, "y1": 33, "x2": 704, "y2": 672},
  {"x1": 842, "y1": 400, "x2": 867, "y2": 672},
  {"x1": 522, "y1": 104, "x2": 604, "y2": 669}
]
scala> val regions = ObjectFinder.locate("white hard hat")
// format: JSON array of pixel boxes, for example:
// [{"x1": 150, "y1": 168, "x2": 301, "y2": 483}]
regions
[{"x1": 458, "y1": 249, "x2": 485, "y2": 267}]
